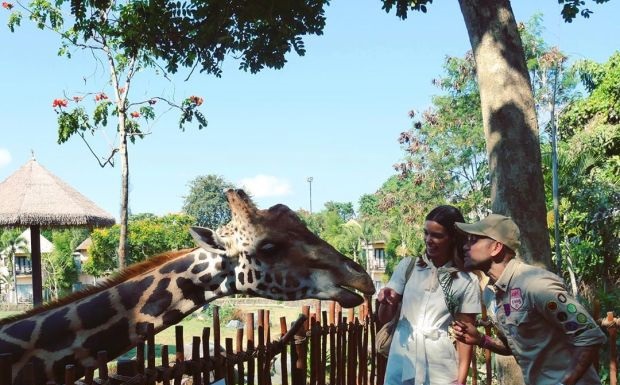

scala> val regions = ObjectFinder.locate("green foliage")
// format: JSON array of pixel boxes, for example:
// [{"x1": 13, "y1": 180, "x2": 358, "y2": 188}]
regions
[
  {"x1": 45, "y1": 229, "x2": 88, "y2": 298},
  {"x1": 84, "y1": 213, "x2": 196, "y2": 276},
  {"x1": 296, "y1": 203, "x2": 364, "y2": 263},
  {"x1": 380, "y1": 0, "x2": 611, "y2": 22},
  {"x1": 560, "y1": 52, "x2": 620, "y2": 137},
  {"x1": 543, "y1": 52, "x2": 620, "y2": 288},
  {"x1": 324, "y1": 201, "x2": 355, "y2": 222},
  {"x1": 182, "y1": 175, "x2": 235, "y2": 229}
]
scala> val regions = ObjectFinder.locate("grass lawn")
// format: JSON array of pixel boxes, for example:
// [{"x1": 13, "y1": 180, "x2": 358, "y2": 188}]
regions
[{"x1": 0, "y1": 311, "x2": 20, "y2": 320}]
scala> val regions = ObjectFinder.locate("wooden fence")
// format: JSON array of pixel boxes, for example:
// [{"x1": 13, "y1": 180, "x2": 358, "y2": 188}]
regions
[{"x1": 0, "y1": 300, "x2": 617, "y2": 385}]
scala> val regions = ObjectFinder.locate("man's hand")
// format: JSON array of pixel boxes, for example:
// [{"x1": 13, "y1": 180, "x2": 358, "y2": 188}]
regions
[{"x1": 452, "y1": 320, "x2": 483, "y2": 346}]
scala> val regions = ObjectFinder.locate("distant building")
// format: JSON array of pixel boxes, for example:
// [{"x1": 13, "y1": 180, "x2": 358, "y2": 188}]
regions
[
  {"x1": 0, "y1": 228, "x2": 54, "y2": 303},
  {"x1": 362, "y1": 240, "x2": 387, "y2": 295},
  {"x1": 72, "y1": 237, "x2": 101, "y2": 290}
]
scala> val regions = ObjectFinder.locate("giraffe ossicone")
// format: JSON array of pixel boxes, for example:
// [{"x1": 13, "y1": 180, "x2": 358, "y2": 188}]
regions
[{"x1": 0, "y1": 189, "x2": 375, "y2": 384}]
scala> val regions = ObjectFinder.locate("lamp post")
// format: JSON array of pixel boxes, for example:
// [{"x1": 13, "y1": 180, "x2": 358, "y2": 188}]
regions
[{"x1": 307, "y1": 177, "x2": 313, "y2": 214}]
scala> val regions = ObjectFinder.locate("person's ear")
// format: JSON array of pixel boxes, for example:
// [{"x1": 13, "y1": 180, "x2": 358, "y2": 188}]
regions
[{"x1": 489, "y1": 240, "x2": 505, "y2": 258}]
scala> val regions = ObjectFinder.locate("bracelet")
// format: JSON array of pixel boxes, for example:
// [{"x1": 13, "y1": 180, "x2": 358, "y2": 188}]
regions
[{"x1": 477, "y1": 334, "x2": 491, "y2": 349}]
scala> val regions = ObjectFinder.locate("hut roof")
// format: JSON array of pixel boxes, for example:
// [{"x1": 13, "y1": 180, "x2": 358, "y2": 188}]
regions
[{"x1": 0, "y1": 159, "x2": 115, "y2": 227}]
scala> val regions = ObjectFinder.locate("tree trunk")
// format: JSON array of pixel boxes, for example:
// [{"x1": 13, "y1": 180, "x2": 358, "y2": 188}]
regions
[
  {"x1": 118, "y1": 118, "x2": 129, "y2": 269},
  {"x1": 457, "y1": 0, "x2": 551, "y2": 268}
]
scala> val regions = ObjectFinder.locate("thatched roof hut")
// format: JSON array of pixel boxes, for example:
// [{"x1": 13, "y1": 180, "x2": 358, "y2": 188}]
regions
[
  {"x1": 0, "y1": 159, "x2": 115, "y2": 227},
  {"x1": 0, "y1": 157, "x2": 115, "y2": 305}
]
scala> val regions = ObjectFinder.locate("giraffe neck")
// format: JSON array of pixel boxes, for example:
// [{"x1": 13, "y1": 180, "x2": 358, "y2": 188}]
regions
[{"x1": 0, "y1": 248, "x2": 237, "y2": 385}]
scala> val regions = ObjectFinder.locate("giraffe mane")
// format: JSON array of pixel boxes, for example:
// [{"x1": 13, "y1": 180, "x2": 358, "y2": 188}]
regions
[{"x1": 0, "y1": 248, "x2": 198, "y2": 326}]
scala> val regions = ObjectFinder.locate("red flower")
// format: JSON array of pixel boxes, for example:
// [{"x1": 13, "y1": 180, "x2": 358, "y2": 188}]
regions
[
  {"x1": 94, "y1": 92, "x2": 108, "y2": 101},
  {"x1": 2, "y1": 2, "x2": 13, "y2": 9},
  {"x1": 130, "y1": 111, "x2": 140, "y2": 118},
  {"x1": 52, "y1": 98, "x2": 68, "y2": 108},
  {"x1": 118, "y1": 87, "x2": 125, "y2": 94},
  {"x1": 188, "y1": 95, "x2": 203, "y2": 106}
]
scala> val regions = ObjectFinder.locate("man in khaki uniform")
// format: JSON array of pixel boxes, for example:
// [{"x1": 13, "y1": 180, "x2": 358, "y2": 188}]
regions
[{"x1": 452, "y1": 214, "x2": 606, "y2": 385}]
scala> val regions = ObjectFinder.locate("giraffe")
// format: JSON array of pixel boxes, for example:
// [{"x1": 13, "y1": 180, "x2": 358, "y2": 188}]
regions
[{"x1": 0, "y1": 189, "x2": 375, "y2": 384}]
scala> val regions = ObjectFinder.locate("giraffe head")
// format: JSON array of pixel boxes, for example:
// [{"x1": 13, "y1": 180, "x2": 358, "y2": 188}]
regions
[{"x1": 190, "y1": 189, "x2": 375, "y2": 307}]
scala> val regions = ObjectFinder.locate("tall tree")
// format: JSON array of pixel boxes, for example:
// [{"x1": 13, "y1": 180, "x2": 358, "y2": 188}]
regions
[
  {"x1": 182, "y1": 175, "x2": 236, "y2": 229},
  {"x1": 4, "y1": 0, "x2": 207, "y2": 269}
]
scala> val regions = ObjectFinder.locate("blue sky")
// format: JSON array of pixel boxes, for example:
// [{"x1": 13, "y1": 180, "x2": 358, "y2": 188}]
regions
[{"x1": 1, "y1": 0, "x2": 618, "y2": 220}]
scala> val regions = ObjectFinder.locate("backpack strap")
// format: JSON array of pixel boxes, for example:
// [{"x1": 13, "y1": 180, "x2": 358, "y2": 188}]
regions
[{"x1": 404, "y1": 257, "x2": 417, "y2": 281}]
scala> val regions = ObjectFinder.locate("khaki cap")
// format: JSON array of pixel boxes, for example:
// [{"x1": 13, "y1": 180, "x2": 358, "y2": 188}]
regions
[{"x1": 456, "y1": 214, "x2": 521, "y2": 252}]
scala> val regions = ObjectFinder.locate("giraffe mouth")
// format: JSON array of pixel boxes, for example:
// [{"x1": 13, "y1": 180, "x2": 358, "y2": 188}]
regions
[{"x1": 332, "y1": 284, "x2": 373, "y2": 308}]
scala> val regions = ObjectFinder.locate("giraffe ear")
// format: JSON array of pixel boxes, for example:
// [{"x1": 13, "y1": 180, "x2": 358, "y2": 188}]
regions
[{"x1": 190, "y1": 226, "x2": 226, "y2": 253}]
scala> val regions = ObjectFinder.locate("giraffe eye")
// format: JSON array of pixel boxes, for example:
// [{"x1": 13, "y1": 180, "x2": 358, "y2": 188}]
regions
[{"x1": 259, "y1": 242, "x2": 276, "y2": 252}]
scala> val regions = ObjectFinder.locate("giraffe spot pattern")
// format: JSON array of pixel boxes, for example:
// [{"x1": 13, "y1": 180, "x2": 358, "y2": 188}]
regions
[
  {"x1": 140, "y1": 278, "x2": 172, "y2": 317},
  {"x1": 199, "y1": 273, "x2": 213, "y2": 285},
  {"x1": 118, "y1": 276, "x2": 155, "y2": 310},
  {"x1": 176, "y1": 277, "x2": 205, "y2": 306},
  {"x1": 274, "y1": 272, "x2": 283, "y2": 286},
  {"x1": 163, "y1": 310, "x2": 185, "y2": 326},
  {"x1": 4, "y1": 319, "x2": 36, "y2": 341},
  {"x1": 191, "y1": 262, "x2": 210, "y2": 274},
  {"x1": 0, "y1": 339, "x2": 25, "y2": 363},
  {"x1": 53, "y1": 353, "x2": 84, "y2": 383},
  {"x1": 238, "y1": 272, "x2": 245, "y2": 285},
  {"x1": 35, "y1": 308, "x2": 75, "y2": 351},
  {"x1": 14, "y1": 356, "x2": 45, "y2": 385},
  {"x1": 77, "y1": 292, "x2": 116, "y2": 329},
  {"x1": 247, "y1": 270, "x2": 254, "y2": 284},
  {"x1": 159, "y1": 254, "x2": 195, "y2": 274},
  {"x1": 198, "y1": 252, "x2": 208, "y2": 260},
  {"x1": 83, "y1": 317, "x2": 130, "y2": 360},
  {"x1": 285, "y1": 275, "x2": 300, "y2": 288}
]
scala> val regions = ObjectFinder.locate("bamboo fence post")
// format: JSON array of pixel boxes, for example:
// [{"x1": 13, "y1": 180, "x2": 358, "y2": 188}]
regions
[
  {"x1": 246, "y1": 313, "x2": 256, "y2": 385},
  {"x1": 146, "y1": 323, "x2": 156, "y2": 385},
  {"x1": 329, "y1": 314, "x2": 337, "y2": 385},
  {"x1": 161, "y1": 345, "x2": 171, "y2": 385},
  {"x1": 174, "y1": 325, "x2": 184, "y2": 385},
  {"x1": 258, "y1": 309, "x2": 266, "y2": 385},
  {"x1": 64, "y1": 364, "x2": 76, "y2": 385},
  {"x1": 202, "y1": 328, "x2": 211, "y2": 385},
  {"x1": 265, "y1": 310, "x2": 273, "y2": 385},
  {"x1": 320, "y1": 311, "x2": 328, "y2": 385},
  {"x1": 225, "y1": 338, "x2": 235, "y2": 385},
  {"x1": 192, "y1": 336, "x2": 201, "y2": 385},
  {"x1": 310, "y1": 318, "x2": 320, "y2": 385},
  {"x1": 346, "y1": 319, "x2": 356, "y2": 385},
  {"x1": 292, "y1": 314, "x2": 308, "y2": 385},
  {"x1": 329, "y1": 301, "x2": 336, "y2": 326},
  {"x1": 213, "y1": 306, "x2": 223, "y2": 380},
  {"x1": 96, "y1": 351, "x2": 109, "y2": 383},
  {"x1": 338, "y1": 319, "x2": 346, "y2": 385},
  {"x1": 280, "y1": 316, "x2": 289, "y2": 385},
  {"x1": 136, "y1": 339, "x2": 145, "y2": 375},
  {"x1": 236, "y1": 327, "x2": 245, "y2": 385}
]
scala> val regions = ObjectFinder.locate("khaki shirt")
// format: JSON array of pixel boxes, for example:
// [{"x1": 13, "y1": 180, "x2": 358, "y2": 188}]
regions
[{"x1": 483, "y1": 259, "x2": 606, "y2": 385}]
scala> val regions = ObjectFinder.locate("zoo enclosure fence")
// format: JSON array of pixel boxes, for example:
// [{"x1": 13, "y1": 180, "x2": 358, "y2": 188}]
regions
[{"x1": 0, "y1": 300, "x2": 617, "y2": 385}]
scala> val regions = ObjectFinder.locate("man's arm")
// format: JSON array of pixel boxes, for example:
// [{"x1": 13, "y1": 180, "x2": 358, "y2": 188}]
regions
[
  {"x1": 559, "y1": 345, "x2": 602, "y2": 385},
  {"x1": 453, "y1": 319, "x2": 513, "y2": 356}
]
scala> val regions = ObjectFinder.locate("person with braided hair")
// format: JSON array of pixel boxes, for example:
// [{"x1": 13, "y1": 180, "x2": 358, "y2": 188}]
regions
[{"x1": 377, "y1": 205, "x2": 481, "y2": 385}]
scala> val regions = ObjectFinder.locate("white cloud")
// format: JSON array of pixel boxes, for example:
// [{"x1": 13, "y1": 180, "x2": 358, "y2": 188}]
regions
[
  {"x1": 239, "y1": 175, "x2": 292, "y2": 198},
  {"x1": 0, "y1": 149, "x2": 11, "y2": 169}
]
